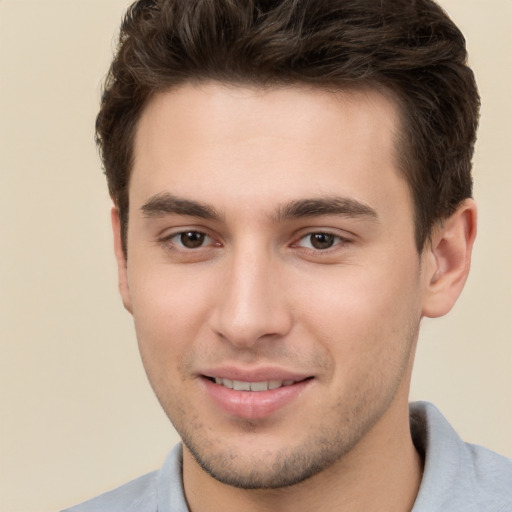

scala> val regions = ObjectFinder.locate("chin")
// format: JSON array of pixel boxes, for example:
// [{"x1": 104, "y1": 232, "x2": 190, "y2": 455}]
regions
[{"x1": 180, "y1": 423, "x2": 361, "y2": 490}]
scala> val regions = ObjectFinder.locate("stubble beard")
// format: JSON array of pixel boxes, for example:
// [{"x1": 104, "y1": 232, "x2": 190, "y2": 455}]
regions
[
  {"x1": 183, "y1": 425, "x2": 354, "y2": 489},
  {"x1": 171, "y1": 388, "x2": 401, "y2": 490}
]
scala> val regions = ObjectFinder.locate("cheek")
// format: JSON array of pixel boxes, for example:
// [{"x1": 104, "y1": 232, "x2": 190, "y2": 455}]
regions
[
  {"x1": 128, "y1": 265, "x2": 216, "y2": 372},
  {"x1": 294, "y1": 259, "x2": 422, "y2": 374}
]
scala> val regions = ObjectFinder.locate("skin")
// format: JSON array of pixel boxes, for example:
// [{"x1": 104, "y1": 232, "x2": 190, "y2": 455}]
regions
[{"x1": 113, "y1": 82, "x2": 476, "y2": 512}]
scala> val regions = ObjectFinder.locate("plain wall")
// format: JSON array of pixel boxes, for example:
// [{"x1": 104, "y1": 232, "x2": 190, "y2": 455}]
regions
[{"x1": 0, "y1": 1, "x2": 510, "y2": 511}]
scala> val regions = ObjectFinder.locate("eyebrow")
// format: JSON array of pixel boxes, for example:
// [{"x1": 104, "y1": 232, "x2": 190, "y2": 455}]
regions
[
  {"x1": 140, "y1": 192, "x2": 378, "y2": 223},
  {"x1": 274, "y1": 197, "x2": 378, "y2": 222},
  {"x1": 141, "y1": 193, "x2": 221, "y2": 220}
]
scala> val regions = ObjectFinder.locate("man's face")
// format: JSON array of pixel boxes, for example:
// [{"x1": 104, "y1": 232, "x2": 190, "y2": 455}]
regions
[{"x1": 118, "y1": 83, "x2": 431, "y2": 488}]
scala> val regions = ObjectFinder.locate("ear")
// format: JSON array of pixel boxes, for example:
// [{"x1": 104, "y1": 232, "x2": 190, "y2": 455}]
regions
[
  {"x1": 111, "y1": 207, "x2": 133, "y2": 314},
  {"x1": 421, "y1": 199, "x2": 477, "y2": 318}
]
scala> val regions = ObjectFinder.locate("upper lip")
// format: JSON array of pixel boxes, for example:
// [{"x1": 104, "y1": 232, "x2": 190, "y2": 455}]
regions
[{"x1": 200, "y1": 366, "x2": 313, "y2": 382}]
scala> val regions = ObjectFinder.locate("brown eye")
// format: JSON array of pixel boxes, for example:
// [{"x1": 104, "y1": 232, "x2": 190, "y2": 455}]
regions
[
  {"x1": 179, "y1": 231, "x2": 206, "y2": 248},
  {"x1": 309, "y1": 233, "x2": 336, "y2": 250}
]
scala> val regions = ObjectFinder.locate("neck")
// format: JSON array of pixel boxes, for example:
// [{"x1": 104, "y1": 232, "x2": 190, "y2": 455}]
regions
[{"x1": 182, "y1": 396, "x2": 423, "y2": 512}]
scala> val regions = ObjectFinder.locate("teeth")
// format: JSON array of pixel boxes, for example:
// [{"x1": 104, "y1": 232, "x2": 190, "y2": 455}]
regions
[
  {"x1": 215, "y1": 377, "x2": 233, "y2": 388},
  {"x1": 233, "y1": 380, "x2": 251, "y2": 391},
  {"x1": 250, "y1": 381, "x2": 268, "y2": 391},
  {"x1": 213, "y1": 378, "x2": 298, "y2": 391}
]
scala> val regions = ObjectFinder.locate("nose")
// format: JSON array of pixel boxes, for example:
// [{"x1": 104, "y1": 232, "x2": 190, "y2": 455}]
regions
[{"x1": 209, "y1": 245, "x2": 293, "y2": 348}]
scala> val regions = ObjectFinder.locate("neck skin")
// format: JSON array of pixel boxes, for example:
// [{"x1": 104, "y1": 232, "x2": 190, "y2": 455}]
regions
[{"x1": 182, "y1": 364, "x2": 423, "y2": 512}]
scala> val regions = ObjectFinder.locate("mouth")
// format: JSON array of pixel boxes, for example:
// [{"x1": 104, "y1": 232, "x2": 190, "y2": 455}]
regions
[
  {"x1": 201, "y1": 373, "x2": 314, "y2": 419},
  {"x1": 204, "y1": 376, "x2": 312, "y2": 392}
]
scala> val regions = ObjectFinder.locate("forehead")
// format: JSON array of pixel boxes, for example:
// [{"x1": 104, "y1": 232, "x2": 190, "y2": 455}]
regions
[{"x1": 130, "y1": 82, "x2": 410, "y2": 220}]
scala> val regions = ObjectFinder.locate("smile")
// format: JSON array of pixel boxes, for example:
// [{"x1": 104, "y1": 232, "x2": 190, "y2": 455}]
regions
[
  {"x1": 213, "y1": 378, "x2": 299, "y2": 391},
  {"x1": 203, "y1": 375, "x2": 314, "y2": 419}
]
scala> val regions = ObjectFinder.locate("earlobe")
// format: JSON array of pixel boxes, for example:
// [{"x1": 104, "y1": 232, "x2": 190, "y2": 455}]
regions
[
  {"x1": 111, "y1": 207, "x2": 133, "y2": 314},
  {"x1": 421, "y1": 199, "x2": 477, "y2": 318}
]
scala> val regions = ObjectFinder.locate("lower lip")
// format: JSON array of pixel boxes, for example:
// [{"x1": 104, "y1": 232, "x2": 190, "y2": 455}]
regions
[{"x1": 202, "y1": 378, "x2": 312, "y2": 420}]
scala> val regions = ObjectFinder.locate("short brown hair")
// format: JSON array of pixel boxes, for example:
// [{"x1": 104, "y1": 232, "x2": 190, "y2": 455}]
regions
[{"x1": 96, "y1": 0, "x2": 480, "y2": 253}]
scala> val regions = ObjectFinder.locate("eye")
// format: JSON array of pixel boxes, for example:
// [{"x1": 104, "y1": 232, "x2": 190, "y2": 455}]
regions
[
  {"x1": 168, "y1": 230, "x2": 215, "y2": 249},
  {"x1": 296, "y1": 232, "x2": 344, "y2": 250}
]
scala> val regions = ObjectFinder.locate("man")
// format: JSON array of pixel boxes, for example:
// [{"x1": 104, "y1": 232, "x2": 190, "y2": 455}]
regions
[{"x1": 63, "y1": 0, "x2": 512, "y2": 510}]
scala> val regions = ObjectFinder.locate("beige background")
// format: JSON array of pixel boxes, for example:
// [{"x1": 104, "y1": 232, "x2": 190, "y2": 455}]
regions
[{"x1": 0, "y1": 1, "x2": 511, "y2": 511}]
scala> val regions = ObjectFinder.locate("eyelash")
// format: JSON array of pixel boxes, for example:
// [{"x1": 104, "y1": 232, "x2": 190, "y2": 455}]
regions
[
  {"x1": 159, "y1": 230, "x2": 219, "y2": 251},
  {"x1": 293, "y1": 232, "x2": 349, "y2": 252},
  {"x1": 158, "y1": 229, "x2": 350, "y2": 254}
]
